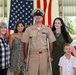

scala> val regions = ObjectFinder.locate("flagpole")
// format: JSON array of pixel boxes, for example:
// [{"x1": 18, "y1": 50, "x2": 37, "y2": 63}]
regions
[{"x1": 2, "y1": 0, "x2": 5, "y2": 21}]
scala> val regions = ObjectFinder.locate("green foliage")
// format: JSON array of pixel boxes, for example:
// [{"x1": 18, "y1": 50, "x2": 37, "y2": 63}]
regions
[{"x1": 67, "y1": 18, "x2": 76, "y2": 35}]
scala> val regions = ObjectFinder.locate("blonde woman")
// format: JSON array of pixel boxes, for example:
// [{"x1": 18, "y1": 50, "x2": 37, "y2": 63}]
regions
[{"x1": 0, "y1": 22, "x2": 10, "y2": 75}]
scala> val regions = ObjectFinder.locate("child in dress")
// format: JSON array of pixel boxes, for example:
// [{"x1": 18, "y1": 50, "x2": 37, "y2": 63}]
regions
[{"x1": 58, "y1": 43, "x2": 76, "y2": 75}]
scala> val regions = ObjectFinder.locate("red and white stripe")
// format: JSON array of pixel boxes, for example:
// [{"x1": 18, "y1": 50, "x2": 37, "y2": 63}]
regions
[
  {"x1": 8, "y1": 30, "x2": 14, "y2": 34},
  {"x1": 34, "y1": 0, "x2": 52, "y2": 28}
]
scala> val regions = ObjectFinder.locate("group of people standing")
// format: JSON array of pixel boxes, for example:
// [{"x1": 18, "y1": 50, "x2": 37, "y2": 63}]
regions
[{"x1": 0, "y1": 8, "x2": 76, "y2": 75}]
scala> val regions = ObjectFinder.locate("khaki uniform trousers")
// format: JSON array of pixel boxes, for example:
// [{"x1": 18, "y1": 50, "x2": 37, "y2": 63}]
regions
[{"x1": 28, "y1": 50, "x2": 48, "y2": 75}]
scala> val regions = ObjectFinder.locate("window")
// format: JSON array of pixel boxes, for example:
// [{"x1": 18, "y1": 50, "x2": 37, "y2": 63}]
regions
[
  {"x1": 58, "y1": 0, "x2": 76, "y2": 45},
  {"x1": 0, "y1": 0, "x2": 7, "y2": 22}
]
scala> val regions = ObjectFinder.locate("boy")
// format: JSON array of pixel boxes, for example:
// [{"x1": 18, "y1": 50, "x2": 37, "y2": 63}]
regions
[{"x1": 58, "y1": 43, "x2": 76, "y2": 75}]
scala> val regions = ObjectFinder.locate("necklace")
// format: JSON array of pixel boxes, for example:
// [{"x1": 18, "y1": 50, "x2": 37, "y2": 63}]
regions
[{"x1": 56, "y1": 33, "x2": 61, "y2": 37}]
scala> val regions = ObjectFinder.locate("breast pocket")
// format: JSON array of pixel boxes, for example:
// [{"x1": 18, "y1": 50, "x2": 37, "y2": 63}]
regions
[
  {"x1": 41, "y1": 34, "x2": 47, "y2": 43},
  {"x1": 30, "y1": 30, "x2": 37, "y2": 43},
  {"x1": 32, "y1": 35, "x2": 37, "y2": 43}
]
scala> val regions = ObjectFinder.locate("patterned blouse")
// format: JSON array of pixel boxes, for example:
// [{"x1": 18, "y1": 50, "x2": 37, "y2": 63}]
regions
[{"x1": 0, "y1": 37, "x2": 10, "y2": 70}]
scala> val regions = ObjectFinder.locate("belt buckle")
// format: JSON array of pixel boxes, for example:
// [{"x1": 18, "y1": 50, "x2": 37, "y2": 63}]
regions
[{"x1": 39, "y1": 51, "x2": 42, "y2": 54}]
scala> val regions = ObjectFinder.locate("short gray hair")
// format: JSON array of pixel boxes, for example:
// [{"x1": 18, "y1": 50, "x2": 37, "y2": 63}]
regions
[
  {"x1": 0, "y1": 22, "x2": 7, "y2": 28},
  {"x1": 0, "y1": 22, "x2": 8, "y2": 37}
]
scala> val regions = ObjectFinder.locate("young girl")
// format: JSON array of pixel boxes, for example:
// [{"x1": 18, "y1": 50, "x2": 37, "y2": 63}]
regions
[
  {"x1": 58, "y1": 43, "x2": 76, "y2": 75},
  {"x1": 0, "y1": 22, "x2": 10, "y2": 75}
]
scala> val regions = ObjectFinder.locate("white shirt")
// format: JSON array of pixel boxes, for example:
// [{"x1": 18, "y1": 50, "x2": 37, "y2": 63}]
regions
[{"x1": 58, "y1": 55, "x2": 76, "y2": 75}]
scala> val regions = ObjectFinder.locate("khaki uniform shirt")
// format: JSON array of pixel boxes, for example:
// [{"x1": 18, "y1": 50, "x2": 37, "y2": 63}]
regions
[{"x1": 21, "y1": 25, "x2": 56, "y2": 51}]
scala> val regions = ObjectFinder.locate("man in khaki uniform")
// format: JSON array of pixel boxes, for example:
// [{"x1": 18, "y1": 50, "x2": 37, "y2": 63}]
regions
[{"x1": 21, "y1": 8, "x2": 56, "y2": 75}]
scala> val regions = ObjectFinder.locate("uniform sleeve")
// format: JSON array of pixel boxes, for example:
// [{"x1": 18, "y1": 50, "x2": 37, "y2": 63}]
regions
[
  {"x1": 73, "y1": 58, "x2": 76, "y2": 68},
  {"x1": 21, "y1": 28, "x2": 30, "y2": 43},
  {"x1": 48, "y1": 27, "x2": 56, "y2": 43},
  {"x1": 67, "y1": 32, "x2": 73, "y2": 43},
  {"x1": 58, "y1": 57, "x2": 63, "y2": 67}
]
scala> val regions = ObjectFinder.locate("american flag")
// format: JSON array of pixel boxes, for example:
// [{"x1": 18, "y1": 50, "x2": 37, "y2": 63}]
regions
[{"x1": 8, "y1": 0, "x2": 52, "y2": 34}]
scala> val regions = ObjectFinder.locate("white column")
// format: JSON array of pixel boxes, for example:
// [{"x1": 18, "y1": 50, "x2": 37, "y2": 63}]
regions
[
  {"x1": 7, "y1": 0, "x2": 11, "y2": 25},
  {"x1": 52, "y1": 0, "x2": 59, "y2": 23}
]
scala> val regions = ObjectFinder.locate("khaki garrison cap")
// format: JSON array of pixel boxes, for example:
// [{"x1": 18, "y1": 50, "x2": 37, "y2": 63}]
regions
[{"x1": 31, "y1": 8, "x2": 44, "y2": 16}]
